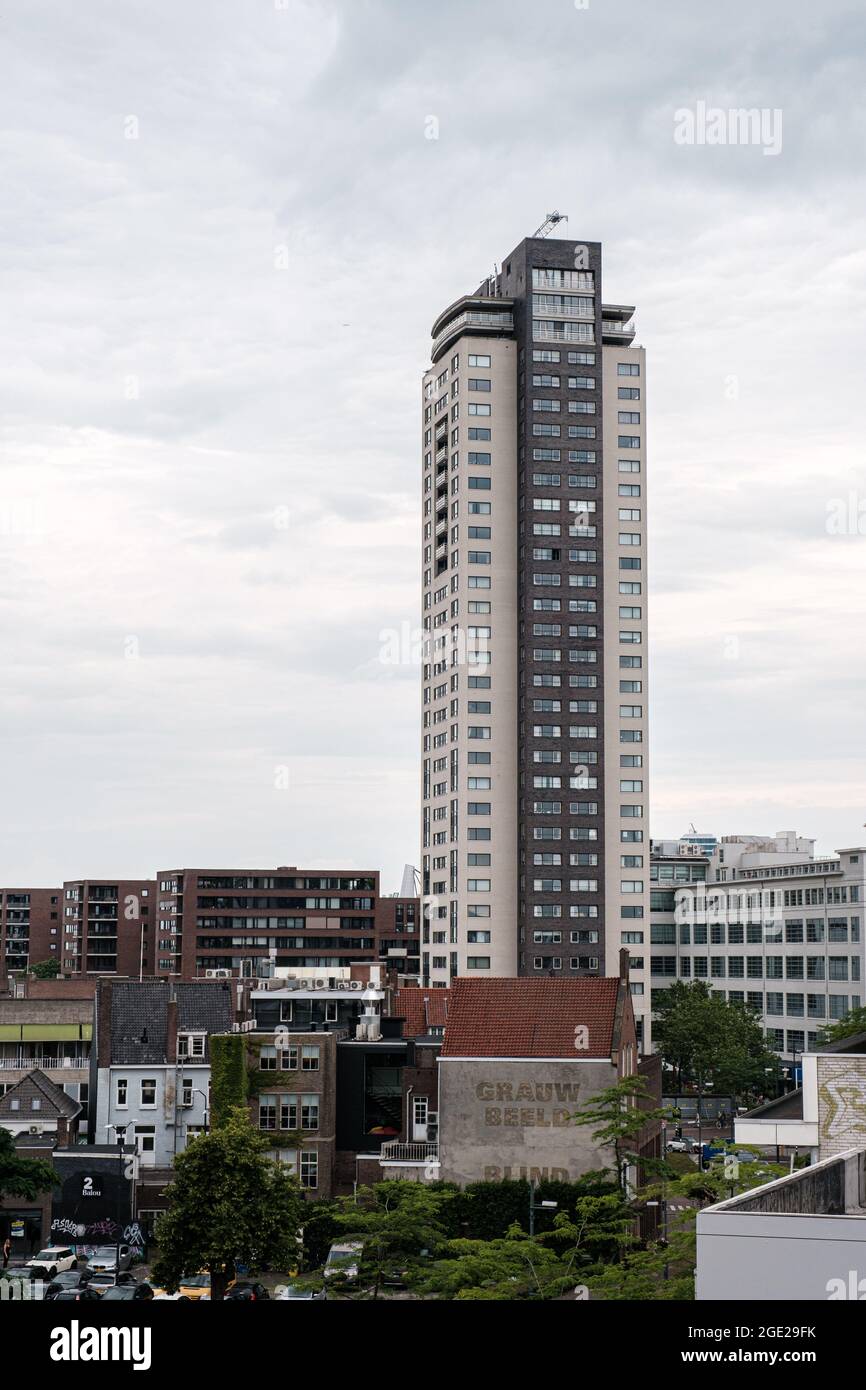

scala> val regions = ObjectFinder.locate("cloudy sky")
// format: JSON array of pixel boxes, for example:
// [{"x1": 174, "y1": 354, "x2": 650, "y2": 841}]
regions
[{"x1": 2, "y1": 0, "x2": 865, "y2": 889}]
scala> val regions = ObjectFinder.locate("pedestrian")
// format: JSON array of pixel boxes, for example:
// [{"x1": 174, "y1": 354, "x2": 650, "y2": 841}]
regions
[{"x1": 2, "y1": 1236, "x2": 11, "y2": 1269}]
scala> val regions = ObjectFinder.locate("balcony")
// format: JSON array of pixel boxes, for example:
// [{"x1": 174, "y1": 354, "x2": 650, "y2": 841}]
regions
[
  {"x1": 431, "y1": 299, "x2": 514, "y2": 363},
  {"x1": 379, "y1": 1140, "x2": 439, "y2": 1164},
  {"x1": 0, "y1": 1055, "x2": 89, "y2": 1071}
]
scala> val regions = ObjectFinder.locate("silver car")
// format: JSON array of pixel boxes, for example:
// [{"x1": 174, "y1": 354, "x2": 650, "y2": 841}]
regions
[{"x1": 86, "y1": 1244, "x2": 133, "y2": 1274}]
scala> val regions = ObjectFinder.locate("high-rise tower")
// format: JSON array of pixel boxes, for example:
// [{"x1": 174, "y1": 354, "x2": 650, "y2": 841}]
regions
[{"x1": 420, "y1": 231, "x2": 649, "y2": 1043}]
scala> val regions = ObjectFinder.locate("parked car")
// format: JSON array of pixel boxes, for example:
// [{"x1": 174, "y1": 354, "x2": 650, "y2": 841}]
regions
[
  {"x1": 26, "y1": 1247, "x2": 77, "y2": 1279},
  {"x1": 44, "y1": 1271, "x2": 92, "y2": 1299},
  {"x1": 276, "y1": 1283, "x2": 326, "y2": 1301},
  {"x1": 85, "y1": 1244, "x2": 132, "y2": 1274},
  {"x1": 86, "y1": 1269, "x2": 136, "y2": 1295},
  {"x1": 151, "y1": 1292, "x2": 192, "y2": 1301},
  {"x1": 223, "y1": 1280, "x2": 270, "y2": 1301},
  {"x1": 666, "y1": 1138, "x2": 688, "y2": 1152},
  {"x1": 50, "y1": 1286, "x2": 102, "y2": 1302},
  {"x1": 381, "y1": 1263, "x2": 411, "y2": 1289},
  {"x1": 150, "y1": 1271, "x2": 212, "y2": 1300},
  {"x1": 101, "y1": 1282, "x2": 155, "y2": 1301},
  {"x1": 323, "y1": 1242, "x2": 364, "y2": 1284}
]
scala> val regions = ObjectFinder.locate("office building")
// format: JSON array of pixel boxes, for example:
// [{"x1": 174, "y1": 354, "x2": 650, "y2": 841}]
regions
[{"x1": 650, "y1": 832, "x2": 865, "y2": 1063}]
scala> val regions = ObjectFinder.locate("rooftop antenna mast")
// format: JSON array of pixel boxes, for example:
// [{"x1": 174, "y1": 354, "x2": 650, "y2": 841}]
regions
[{"x1": 532, "y1": 210, "x2": 568, "y2": 238}]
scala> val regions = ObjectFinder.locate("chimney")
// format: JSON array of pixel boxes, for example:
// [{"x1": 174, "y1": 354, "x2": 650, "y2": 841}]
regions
[{"x1": 619, "y1": 947, "x2": 630, "y2": 983}]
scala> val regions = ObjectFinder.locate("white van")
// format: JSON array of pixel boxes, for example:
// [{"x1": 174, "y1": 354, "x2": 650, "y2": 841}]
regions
[{"x1": 323, "y1": 1241, "x2": 364, "y2": 1284}]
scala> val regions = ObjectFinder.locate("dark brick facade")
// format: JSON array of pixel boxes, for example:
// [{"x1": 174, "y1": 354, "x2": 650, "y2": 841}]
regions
[{"x1": 498, "y1": 238, "x2": 607, "y2": 975}]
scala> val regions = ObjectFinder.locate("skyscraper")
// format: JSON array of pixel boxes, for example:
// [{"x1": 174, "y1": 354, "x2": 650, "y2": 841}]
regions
[{"x1": 420, "y1": 229, "x2": 649, "y2": 1042}]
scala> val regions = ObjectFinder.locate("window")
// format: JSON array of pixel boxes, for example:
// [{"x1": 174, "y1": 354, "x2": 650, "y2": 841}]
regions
[
  {"x1": 300, "y1": 1151, "x2": 318, "y2": 1190},
  {"x1": 259, "y1": 1045, "x2": 277, "y2": 1070},
  {"x1": 116, "y1": 1078, "x2": 128, "y2": 1108},
  {"x1": 140, "y1": 1079, "x2": 157, "y2": 1108},
  {"x1": 178, "y1": 1033, "x2": 206, "y2": 1059},
  {"x1": 301, "y1": 1094, "x2": 320, "y2": 1129},
  {"x1": 467, "y1": 956, "x2": 491, "y2": 969},
  {"x1": 301, "y1": 1045, "x2": 320, "y2": 1071},
  {"x1": 135, "y1": 1126, "x2": 155, "y2": 1156}
]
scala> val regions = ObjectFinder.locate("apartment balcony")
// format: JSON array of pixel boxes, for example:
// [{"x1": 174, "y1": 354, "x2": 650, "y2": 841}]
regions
[
  {"x1": 431, "y1": 296, "x2": 515, "y2": 363},
  {"x1": 379, "y1": 1140, "x2": 439, "y2": 1164},
  {"x1": 601, "y1": 305, "x2": 637, "y2": 343},
  {"x1": 0, "y1": 1055, "x2": 90, "y2": 1071}
]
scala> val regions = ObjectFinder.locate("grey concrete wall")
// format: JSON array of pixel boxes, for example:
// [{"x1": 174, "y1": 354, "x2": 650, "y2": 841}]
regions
[
  {"x1": 438, "y1": 1058, "x2": 617, "y2": 1185},
  {"x1": 697, "y1": 1213, "x2": 866, "y2": 1300}
]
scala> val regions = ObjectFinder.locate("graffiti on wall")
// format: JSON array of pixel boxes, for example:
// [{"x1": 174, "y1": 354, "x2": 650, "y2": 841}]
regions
[
  {"x1": 50, "y1": 1218, "x2": 147, "y2": 1253},
  {"x1": 817, "y1": 1057, "x2": 866, "y2": 1155}
]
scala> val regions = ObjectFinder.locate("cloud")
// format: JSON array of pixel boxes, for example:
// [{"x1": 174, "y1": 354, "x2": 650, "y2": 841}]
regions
[{"x1": 1, "y1": 0, "x2": 865, "y2": 885}]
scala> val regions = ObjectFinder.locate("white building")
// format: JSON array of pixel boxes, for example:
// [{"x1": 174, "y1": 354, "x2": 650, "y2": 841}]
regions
[{"x1": 650, "y1": 832, "x2": 865, "y2": 1061}]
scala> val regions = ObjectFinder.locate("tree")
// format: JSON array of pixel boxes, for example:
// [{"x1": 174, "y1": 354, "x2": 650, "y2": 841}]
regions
[
  {"x1": 328, "y1": 1180, "x2": 452, "y2": 1298},
  {"x1": 151, "y1": 1107, "x2": 304, "y2": 1300},
  {"x1": 572, "y1": 1075, "x2": 670, "y2": 1192},
  {"x1": 420, "y1": 1226, "x2": 571, "y2": 1300},
  {"x1": 592, "y1": 1150, "x2": 789, "y2": 1300},
  {"x1": 0, "y1": 1127, "x2": 58, "y2": 1202},
  {"x1": 535, "y1": 1191, "x2": 636, "y2": 1271},
  {"x1": 653, "y1": 980, "x2": 779, "y2": 1101},
  {"x1": 817, "y1": 1006, "x2": 866, "y2": 1046},
  {"x1": 27, "y1": 959, "x2": 61, "y2": 980}
]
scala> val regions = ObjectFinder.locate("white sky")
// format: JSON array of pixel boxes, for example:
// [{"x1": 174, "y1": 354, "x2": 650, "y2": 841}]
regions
[{"x1": 2, "y1": 0, "x2": 865, "y2": 888}]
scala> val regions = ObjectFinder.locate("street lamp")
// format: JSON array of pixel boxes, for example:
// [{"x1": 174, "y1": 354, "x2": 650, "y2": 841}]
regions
[
  {"x1": 696, "y1": 1078, "x2": 714, "y2": 1169},
  {"x1": 109, "y1": 1123, "x2": 130, "y2": 1280},
  {"x1": 528, "y1": 1184, "x2": 558, "y2": 1238},
  {"x1": 190, "y1": 1089, "x2": 210, "y2": 1139}
]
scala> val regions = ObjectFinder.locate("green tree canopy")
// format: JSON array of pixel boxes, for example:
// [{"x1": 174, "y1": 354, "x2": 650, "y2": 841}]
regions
[
  {"x1": 572, "y1": 1075, "x2": 670, "y2": 1191},
  {"x1": 0, "y1": 1126, "x2": 58, "y2": 1201},
  {"x1": 817, "y1": 1005, "x2": 866, "y2": 1046},
  {"x1": 420, "y1": 1228, "x2": 571, "y2": 1300},
  {"x1": 27, "y1": 959, "x2": 61, "y2": 979},
  {"x1": 151, "y1": 1107, "x2": 304, "y2": 1300},
  {"x1": 652, "y1": 980, "x2": 779, "y2": 1100},
  {"x1": 328, "y1": 1180, "x2": 453, "y2": 1297}
]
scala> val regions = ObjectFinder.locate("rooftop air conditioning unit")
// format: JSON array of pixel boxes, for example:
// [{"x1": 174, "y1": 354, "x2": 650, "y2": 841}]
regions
[
  {"x1": 205, "y1": 969, "x2": 231, "y2": 979},
  {"x1": 29, "y1": 1125, "x2": 42, "y2": 1135}
]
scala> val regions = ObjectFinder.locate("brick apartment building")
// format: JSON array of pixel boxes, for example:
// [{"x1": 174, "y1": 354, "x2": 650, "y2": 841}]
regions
[
  {"x1": 0, "y1": 880, "x2": 156, "y2": 984},
  {"x1": 0, "y1": 888, "x2": 61, "y2": 979},
  {"x1": 153, "y1": 867, "x2": 418, "y2": 979},
  {"x1": 1, "y1": 869, "x2": 419, "y2": 987}
]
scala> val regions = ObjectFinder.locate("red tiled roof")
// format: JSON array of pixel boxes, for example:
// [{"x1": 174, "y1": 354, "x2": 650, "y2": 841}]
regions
[
  {"x1": 394, "y1": 986, "x2": 451, "y2": 1037},
  {"x1": 440, "y1": 977, "x2": 620, "y2": 1059}
]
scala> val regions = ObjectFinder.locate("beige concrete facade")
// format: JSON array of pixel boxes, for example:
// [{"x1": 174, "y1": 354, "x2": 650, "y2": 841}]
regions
[
  {"x1": 602, "y1": 341, "x2": 650, "y2": 1039},
  {"x1": 421, "y1": 335, "x2": 518, "y2": 981}
]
